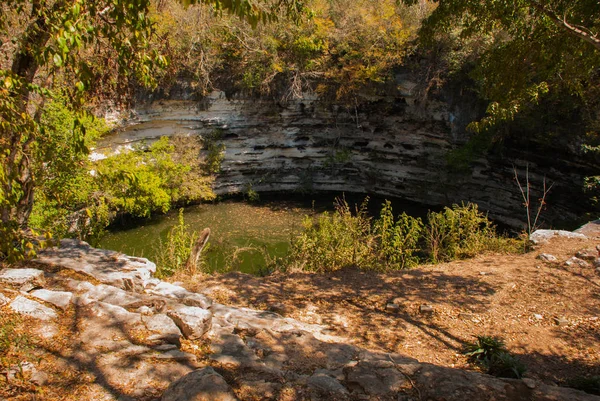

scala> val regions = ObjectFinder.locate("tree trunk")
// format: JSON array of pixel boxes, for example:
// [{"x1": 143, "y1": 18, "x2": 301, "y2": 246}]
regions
[
  {"x1": 186, "y1": 228, "x2": 211, "y2": 271},
  {"x1": 1, "y1": 3, "x2": 53, "y2": 228}
]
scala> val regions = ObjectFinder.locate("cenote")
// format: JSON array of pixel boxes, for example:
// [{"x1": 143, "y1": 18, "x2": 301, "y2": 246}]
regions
[{"x1": 98, "y1": 193, "x2": 434, "y2": 275}]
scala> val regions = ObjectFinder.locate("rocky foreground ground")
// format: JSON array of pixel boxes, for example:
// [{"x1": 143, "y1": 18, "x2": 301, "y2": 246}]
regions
[{"x1": 0, "y1": 224, "x2": 599, "y2": 400}]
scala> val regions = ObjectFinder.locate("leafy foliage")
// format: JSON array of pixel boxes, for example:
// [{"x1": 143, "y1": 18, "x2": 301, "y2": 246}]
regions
[
  {"x1": 374, "y1": 200, "x2": 423, "y2": 268},
  {"x1": 29, "y1": 131, "x2": 217, "y2": 243},
  {"x1": 465, "y1": 335, "x2": 526, "y2": 379},
  {"x1": 425, "y1": 203, "x2": 495, "y2": 263},
  {"x1": 289, "y1": 199, "x2": 520, "y2": 272},
  {"x1": 289, "y1": 197, "x2": 376, "y2": 272},
  {"x1": 150, "y1": 0, "x2": 433, "y2": 101},
  {"x1": 0, "y1": 0, "x2": 302, "y2": 262}
]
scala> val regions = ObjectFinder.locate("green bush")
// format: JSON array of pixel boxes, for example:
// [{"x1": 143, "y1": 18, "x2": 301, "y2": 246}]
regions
[
  {"x1": 155, "y1": 209, "x2": 202, "y2": 278},
  {"x1": 425, "y1": 203, "x2": 497, "y2": 263},
  {"x1": 288, "y1": 199, "x2": 522, "y2": 272},
  {"x1": 465, "y1": 335, "x2": 526, "y2": 379},
  {"x1": 288, "y1": 197, "x2": 376, "y2": 272},
  {"x1": 374, "y1": 200, "x2": 423, "y2": 269}
]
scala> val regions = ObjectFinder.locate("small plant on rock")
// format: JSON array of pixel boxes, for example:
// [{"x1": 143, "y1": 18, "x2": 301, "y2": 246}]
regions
[{"x1": 465, "y1": 335, "x2": 526, "y2": 379}]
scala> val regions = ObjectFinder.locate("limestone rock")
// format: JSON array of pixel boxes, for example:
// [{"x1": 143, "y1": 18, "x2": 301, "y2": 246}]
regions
[
  {"x1": 576, "y1": 248, "x2": 599, "y2": 261},
  {"x1": 565, "y1": 257, "x2": 591, "y2": 268},
  {"x1": 529, "y1": 230, "x2": 587, "y2": 245},
  {"x1": 149, "y1": 282, "x2": 212, "y2": 309},
  {"x1": 554, "y1": 317, "x2": 569, "y2": 326},
  {"x1": 9, "y1": 296, "x2": 57, "y2": 320},
  {"x1": 167, "y1": 305, "x2": 212, "y2": 340},
  {"x1": 0, "y1": 268, "x2": 44, "y2": 285},
  {"x1": 209, "y1": 333, "x2": 258, "y2": 368},
  {"x1": 30, "y1": 289, "x2": 72, "y2": 310},
  {"x1": 344, "y1": 360, "x2": 407, "y2": 395},
  {"x1": 36, "y1": 239, "x2": 156, "y2": 290},
  {"x1": 537, "y1": 253, "x2": 558, "y2": 262},
  {"x1": 144, "y1": 313, "x2": 183, "y2": 344},
  {"x1": 419, "y1": 304, "x2": 434, "y2": 314},
  {"x1": 574, "y1": 220, "x2": 600, "y2": 238},
  {"x1": 161, "y1": 367, "x2": 238, "y2": 401}
]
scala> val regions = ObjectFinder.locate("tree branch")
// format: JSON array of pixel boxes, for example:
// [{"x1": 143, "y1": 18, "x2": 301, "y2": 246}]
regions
[{"x1": 528, "y1": 0, "x2": 600, "y2": 51}]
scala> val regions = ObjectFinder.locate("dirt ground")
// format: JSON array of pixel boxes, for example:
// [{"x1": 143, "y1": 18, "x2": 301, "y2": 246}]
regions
[{"x1": 186, "y1": 236, "x2": 600, "y2": 386}]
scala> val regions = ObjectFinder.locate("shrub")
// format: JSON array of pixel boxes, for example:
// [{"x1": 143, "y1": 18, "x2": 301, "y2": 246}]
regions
[
  {"x1": 374, "y1": 200, "x2": 423, "y2": 269},
  {"x1": 288, "y1": 197, "x2": 376, "y2": 272},
  {"x1": 155, "y1": 209, "x2": 201, "y2": 277},
  {"x1": 425, "y1": 203, "x2": 496, "y2": 263},
  {"x1": 465, "y1": 335, "x2": 526, "y2": 379}
]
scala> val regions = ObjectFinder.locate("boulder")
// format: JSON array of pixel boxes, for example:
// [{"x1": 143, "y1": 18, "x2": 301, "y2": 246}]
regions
[
  {"x1": 307, "y1": 372, "x2": 349, "y2": 395},
  {"x1": 576, "y1": 248, "x2": 599, "y2": 261},
  {"x1": 565, "y1": 257, "x2": 591, "y2": 268},
  {"x1": 167, "y1": 305, "x2": 212, "y2": 340},
  {"x1": 537, "y1": 253, "x2": 558, "y2": 262},
  {"x1": 161, "y1": 367, "x2": 238, "y2": 401},
  {"x1": 529, "y1": 230, "x2": 587, "y2": 245},
  {"x1": 574, "y1": 220, "x2": 600, "y2": 238},
  {"x1": 149, "y1": 282, "x2": 212, "y2": 309},
  {"x1": 144, "y1": 313, "x2": 183, "y2": 344},
  {"x1": 9, "y1": 296, "x2": 57, "y2": 320}
]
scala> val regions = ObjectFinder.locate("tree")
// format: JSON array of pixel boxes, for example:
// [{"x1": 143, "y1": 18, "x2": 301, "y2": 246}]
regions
[
  {"x1": 0, "y1": 0, "x2": 302, "y2": 260},
  {"x1": 401, "y1": 0, "x2": 600, "y2": 131}
]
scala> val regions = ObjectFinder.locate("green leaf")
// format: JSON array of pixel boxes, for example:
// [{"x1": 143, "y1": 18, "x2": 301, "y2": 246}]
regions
[{"x1": 53, "y1": 53, "x2": 63, "y2": 67}]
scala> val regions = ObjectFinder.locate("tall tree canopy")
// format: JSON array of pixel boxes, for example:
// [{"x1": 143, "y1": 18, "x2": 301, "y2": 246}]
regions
[{"x1": 403, "y1": 0, "x2": 600, "y2": 131}]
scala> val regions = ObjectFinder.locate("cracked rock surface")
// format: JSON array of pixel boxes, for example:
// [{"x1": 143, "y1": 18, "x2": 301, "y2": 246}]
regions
[{"x1": 1, "y1": 239, "x2": 598, "y2": 400}]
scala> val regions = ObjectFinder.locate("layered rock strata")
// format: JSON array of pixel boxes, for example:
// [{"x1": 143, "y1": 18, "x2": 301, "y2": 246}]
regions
[{"x1": 100, "y1": 89, "x2": 594, "y2": 228}]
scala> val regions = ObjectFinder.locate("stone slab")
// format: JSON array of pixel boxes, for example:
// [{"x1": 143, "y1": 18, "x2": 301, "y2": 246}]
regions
[
  {"x1": 161, "y1": 367, "x2": 238, "y2": 401},
  {"x1": 9, "y1": 296, "x2": 57, "y2": 321},
  {"x1": 30, "y1": 289, "x2": 73, "y2": 310},
  {"x1": 148, "y1": 282, "x2": 212, "y2": 309},
  {"x1": 0, "y1": 268, "x2": 44, "y2": 285},
  {"x1": 36, "y1": 239, "x2": 156, "y2": 291},
  {"x1": 167, "y1": 305, "x2": 212, "y2": 340}
]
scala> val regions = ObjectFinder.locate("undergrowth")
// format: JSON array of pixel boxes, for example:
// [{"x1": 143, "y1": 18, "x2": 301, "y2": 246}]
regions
[
  {"x1": 155, "y1": 209, "x2": 203, "y2": 277},
  {"x1": 465, "y1": 335, "x2": 527, "y2": 379},
  {"x1": 287, "y1": 198, "x2": 522, "y2": 272}
]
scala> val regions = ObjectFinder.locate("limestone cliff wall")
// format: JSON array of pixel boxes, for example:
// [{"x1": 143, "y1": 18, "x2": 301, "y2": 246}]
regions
[{"x1": 101, "y1": 89, "x2": 593, "y2": 228}]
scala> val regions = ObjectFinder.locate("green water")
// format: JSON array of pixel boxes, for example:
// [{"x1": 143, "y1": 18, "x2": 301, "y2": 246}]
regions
[
  {"x1": 98, "y1": 199, "x2": 314, "y2": 274},
  {"x1": 98, "y1": 194, "x2": 435, "y2": 275}
]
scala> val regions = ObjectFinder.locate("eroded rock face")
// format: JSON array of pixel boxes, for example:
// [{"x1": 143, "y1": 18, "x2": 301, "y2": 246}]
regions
[{"x1": 100, "y1": 91, "x2": 596, "y2": 228}]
